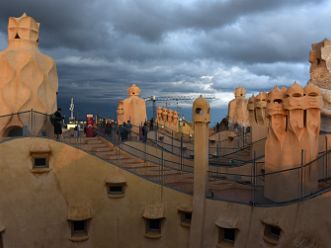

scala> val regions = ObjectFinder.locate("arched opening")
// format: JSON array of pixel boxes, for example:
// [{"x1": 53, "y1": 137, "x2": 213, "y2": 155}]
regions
[{"x1": 5, "y1": 126, "x2": 23, "y2": 137}]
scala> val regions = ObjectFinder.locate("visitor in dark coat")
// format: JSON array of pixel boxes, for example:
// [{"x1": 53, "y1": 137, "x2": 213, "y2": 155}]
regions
[
  {"x1": 127, "y1": 120, "x2": 132, "y2": 140},
  {"x1": 120, "y1": 122, "x2": 129, "y2": 141},
  {"x1": 149, "y1": 118, "x2": 154, "y2": 131},
  {"x1": 142, "y1": 122, "x2": 148, "y2": 143},
  {"x1": 52, "y1": 108, "x2": 64, "y2": 139},
  {"x1": 105, "y1": 121, "x2": 112, "y2": 136}
]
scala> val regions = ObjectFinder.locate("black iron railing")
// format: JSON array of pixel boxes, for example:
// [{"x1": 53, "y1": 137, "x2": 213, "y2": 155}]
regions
[{"x1": 1, "y1": 110, "x2": 330, "y2": 207}]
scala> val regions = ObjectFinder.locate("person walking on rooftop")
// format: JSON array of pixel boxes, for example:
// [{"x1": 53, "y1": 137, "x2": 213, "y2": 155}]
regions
[
  {"x1": 142, "y1": 121, "x2": 148, "y2": 143},
  {"x1": 120, "y1": 122, "x2": 129, "y2": 142},
  {"x1": 74, "y1": 123, "x2": 80, "y2": 143},
  {"x1": 150, "y1": 118, "x2": 154, "y2": 131},
  {"x1": 105, "y1": 121, "x2": 111, "y2": 136},
  {"x1": 52, "y1": 108, "x2": 64, "y2": 140},
  {"x1": 127, "y1": 120, "x2": 132, "y2": 140}
]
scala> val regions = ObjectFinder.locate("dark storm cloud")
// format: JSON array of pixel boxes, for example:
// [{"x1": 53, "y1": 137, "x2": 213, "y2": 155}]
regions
[
  {"x1": 0, "y1": 0, "x2": 115, "y2": 50},
  {"x1": 107, "y1": 0, "x2": 322, "y2": 41},
  {"x1": 196, "y1": 10, "x2": 331, "y2": 64},
  {"x1": 0, "y1": 0, "x2": 329, "y2": 121},
  {"x1": 0, "y1": 0, "x2": 326, "y2": 57}
]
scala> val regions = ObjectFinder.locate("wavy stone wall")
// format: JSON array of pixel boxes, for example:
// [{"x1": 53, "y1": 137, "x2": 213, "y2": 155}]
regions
[{"x1": 0, "y1": 13, "x2": 58, "y2": 136}]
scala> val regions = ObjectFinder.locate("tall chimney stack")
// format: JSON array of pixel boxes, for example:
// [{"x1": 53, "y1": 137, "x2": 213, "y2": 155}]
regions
[{"x1": 189, "y1": 96, "x2": 210, "y2": 248}]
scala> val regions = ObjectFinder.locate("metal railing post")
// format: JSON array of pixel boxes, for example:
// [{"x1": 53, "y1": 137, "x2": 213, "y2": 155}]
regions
[
  {"x1": 250, "y1": 152, "x2": 253, "y2": 204},
  {"x1": 29, "y1": 109, "x2": 33, "y2": 136},
  {"x1": 171, "y1": 131, "x2": 174, "y2": 153},
  {"x1": 180, "y1": 134, "x2": 183, "y2": 173},
  {"x1": 326, "y1": 136, "x2": 328, "y2": 180},
  {"x1": 155, "y1": 123, "x2": 157, "y2": 144},
  {"x1": 219, "y1": 137, "x2": 222, "y2": 156},
  {"x1": 242, "y1": 126, "x2": 245, "y2": 148},
  {"x1": 118, "y1": 133, "x2": 121, "y2": 159},
  {"x1": 252, "y1": 150, "x2": 256, "y2": 205},
  {"x1": 161, "y1": 148, "x2": 164, "y2": 200},
  {"x1": 300, "y1": 149, "x2": 304, "y2": 199},
  {"x1": 144, "y1": 140, "x2": 147, "y2": 163}
]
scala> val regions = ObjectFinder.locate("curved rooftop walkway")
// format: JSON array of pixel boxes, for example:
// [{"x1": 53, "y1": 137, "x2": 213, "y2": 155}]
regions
[
  {"x1": 62, "y1": 135, "x2": 261, "y2": 204},
  {"x1": 130, "y1": 127, "x2": 263, "y2": 167},
  {"x1": 0, "y1": 110, "x2": 330, "y2": 207},
  {"x1": 62, "y1": 133, "x2": 331, "y2": 207}
]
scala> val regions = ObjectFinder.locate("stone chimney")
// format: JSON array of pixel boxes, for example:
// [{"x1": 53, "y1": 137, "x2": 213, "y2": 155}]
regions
[{"x1": 189, "y1": 96, "x2": 210, "y2": 248}]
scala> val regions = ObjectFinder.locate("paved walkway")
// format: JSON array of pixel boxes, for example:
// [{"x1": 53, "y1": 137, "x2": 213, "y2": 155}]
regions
[{"x1": 64, "y1": 136, "x2": 260, "y2": 204}]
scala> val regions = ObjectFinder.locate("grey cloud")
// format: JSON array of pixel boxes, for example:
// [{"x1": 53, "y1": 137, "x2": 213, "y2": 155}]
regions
[
  {"x1": 0, "y1": 0, "x2": 329, "y2": 122},
  {"x1": 0, "y1": 0, "x2": 324, "y2": 52},
  {"x1": 108, "y1": 0, "x2": 323, "y2": 41},
  {"x1": 197, "y1": 5, "x2": 331, "y2": 64},
  {"x1": 0, "y1": 0, "x2": 112, "y2": 50}
]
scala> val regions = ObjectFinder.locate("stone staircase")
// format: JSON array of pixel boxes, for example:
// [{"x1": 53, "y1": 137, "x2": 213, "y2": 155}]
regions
[
  {"x1": 62, "y1": 136, "x2": 274, "y2": 203},
  {"x1": 65, "y1": 136, "x2": 194, "y2": 193}
]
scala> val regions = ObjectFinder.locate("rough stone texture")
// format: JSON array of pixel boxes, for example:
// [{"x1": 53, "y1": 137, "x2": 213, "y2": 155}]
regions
[
  {"x1": 0, "y1": 137, "x2": 192, "y2": 248},
  {"x1": 190, "y1": 96, "x2": 210, "y2": 248},
  {"x1": 247, "y1": 92, "x2": 269, "y2": 143},
  {"x1": 1, "y1": 137, "x2": 331, "y2": 247},
  {"x1": 228, "y1": 87, "x2": 250, "y2": 128},
  {"x1": 264, "y1": 83, "x2": 322, "y2": 202},
  {"x1": 308, "y1": 39, "x2": 331, "y2": 132},
  {"x1": 0, "y1": 13, "x2": 58, "y2": 136},
  {"x1": 117, "y1": 84, "x2": 147, "y2": 128}
]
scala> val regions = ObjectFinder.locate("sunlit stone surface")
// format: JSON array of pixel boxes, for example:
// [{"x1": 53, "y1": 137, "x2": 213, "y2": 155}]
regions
[
  {"x1": 0, "y1": 13, "x2": 58, "y2": 136},
  {"x1": 228, "y1": 87, "x2": 250, "y2": 128},
  {"x1": 117, "y1": 84, "x2": 147, "y2": 127},
  {"x1": 308, "y1": 39, "x2": 331, "y2": 133}
]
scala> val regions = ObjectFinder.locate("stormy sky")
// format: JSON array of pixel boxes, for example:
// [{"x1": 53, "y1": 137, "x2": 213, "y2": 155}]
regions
[{"x1": 0, "y1": 0, "x2": 330, "y2": 123}]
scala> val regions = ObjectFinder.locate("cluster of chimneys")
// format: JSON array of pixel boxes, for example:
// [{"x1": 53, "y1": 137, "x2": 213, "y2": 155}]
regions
[{"x1": 157, "y1": 107, "x2": 179, "y2": 128}]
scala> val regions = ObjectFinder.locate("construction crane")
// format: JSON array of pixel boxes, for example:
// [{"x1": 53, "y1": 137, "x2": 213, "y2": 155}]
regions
[{"x1": 144, "y1": 95, "x2": 216, "y2": 121}]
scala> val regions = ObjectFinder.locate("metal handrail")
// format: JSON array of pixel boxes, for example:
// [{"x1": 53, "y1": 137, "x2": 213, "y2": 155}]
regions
[{"x1": 1, "y1": 109, "x2": 331, "y2": 207}]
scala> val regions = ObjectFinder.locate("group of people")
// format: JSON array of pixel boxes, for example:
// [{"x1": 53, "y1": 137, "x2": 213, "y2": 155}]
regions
[
  {"x1": 104, "y1": 120, "x2": 133, "y2": 143},
  {"x1": 104, "y1": 120, "x2": 150, "y2": 143},
  {"x1": 119, "y1": 121, "x2": 132, "y2": 141},
  {"x1": 50, "y1": 108, "x2": 151, "y2": 144}
]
